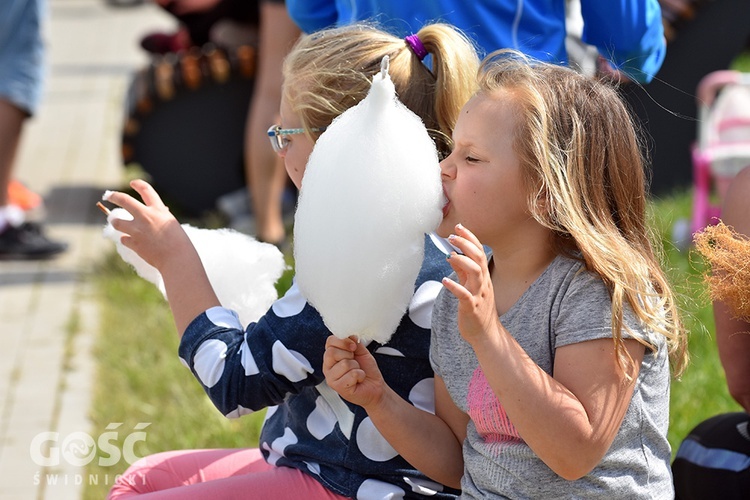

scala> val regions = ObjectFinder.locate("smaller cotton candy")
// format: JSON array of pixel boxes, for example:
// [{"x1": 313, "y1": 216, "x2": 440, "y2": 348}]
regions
[
  {"x1": 103, "y1": 207, "x2": 286, "y2": 326},
  {"x1": 294, "y1": 57, "x2": 443, "y2": 344},
  {"x1": 103, "y1": 208, "x2": 164, "y2": 289}
]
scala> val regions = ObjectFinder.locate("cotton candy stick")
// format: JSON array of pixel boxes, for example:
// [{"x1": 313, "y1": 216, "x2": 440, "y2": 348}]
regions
[
  {"x1": 102, "y1": 205, "x2": 286, "y2": 327},
  {"x1": 293, "y1": 56, "x2": 444, "y2": 344}
]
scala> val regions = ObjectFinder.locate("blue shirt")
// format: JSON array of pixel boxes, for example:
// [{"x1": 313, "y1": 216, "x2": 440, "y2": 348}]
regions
[
  {"x1": 179, "y1": 236, "x2": 459, "y2": 499},
  {"x1": 286, "y1": 0, "x2": 666, "y2": 83}
]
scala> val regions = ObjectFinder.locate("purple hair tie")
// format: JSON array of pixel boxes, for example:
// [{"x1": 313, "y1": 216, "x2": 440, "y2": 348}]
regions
[{"x1": 404, "y1": 34, "x2": 428, "y2": 61}]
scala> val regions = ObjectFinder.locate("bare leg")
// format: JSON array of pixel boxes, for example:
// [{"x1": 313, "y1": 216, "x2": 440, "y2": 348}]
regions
[
  {"x1": 0, "y1": 98, "x2": 26, "y2": 208},
  {"x1": 0, "y1": 98, "x2": 66, "y2": 258},
  {"x1": 244, "y1": 2, "x2": 300, "y2": 245},
  {"x1": 0, "y1": 2, "x2": 66, "y2": 259}
]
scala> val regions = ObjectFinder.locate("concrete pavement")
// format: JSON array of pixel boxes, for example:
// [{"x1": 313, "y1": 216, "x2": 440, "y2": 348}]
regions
[{"x1": 0, "y1": 1, "x2": 171, "y2": 498}]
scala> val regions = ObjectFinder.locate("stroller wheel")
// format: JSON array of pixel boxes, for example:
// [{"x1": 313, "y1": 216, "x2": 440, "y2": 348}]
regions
[{"x1": 672, "y1": 218, "x2": 692, "y2": 252}]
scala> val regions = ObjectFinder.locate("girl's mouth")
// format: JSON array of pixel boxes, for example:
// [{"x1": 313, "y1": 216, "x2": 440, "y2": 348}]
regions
[{"x1": 442, "y1": 188, "x2": 450, "y2": 218}]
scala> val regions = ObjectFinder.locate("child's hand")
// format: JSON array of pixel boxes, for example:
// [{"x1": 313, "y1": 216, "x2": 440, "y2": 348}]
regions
[
  {"x1": 441, "y1": 224, "x2": 500, "y2": 346},
  {"x1": 106, "y1": 179, "x2": 191, "y2": 271},
  {"x1": 323, "y1": 335, "x2": 386, "y2": 409}
]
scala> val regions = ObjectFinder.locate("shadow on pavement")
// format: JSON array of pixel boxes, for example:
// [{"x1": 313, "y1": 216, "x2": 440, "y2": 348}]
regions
[{"x1": 44, "y1": 183, "x2": 125, "y2": 226}]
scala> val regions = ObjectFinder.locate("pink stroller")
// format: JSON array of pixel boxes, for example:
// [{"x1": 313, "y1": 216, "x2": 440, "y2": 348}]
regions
[{"x1": 674, "y1": 70, "x2": 750, "y2": 250}]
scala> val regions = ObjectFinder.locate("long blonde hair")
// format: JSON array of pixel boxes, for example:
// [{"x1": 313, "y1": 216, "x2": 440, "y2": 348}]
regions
[
  {"x1": 282, "y1": 22, "x2": 479, "y2": 157},
  {"x1": 478, "y1": 50, "x2": 688, "y2": 376}
]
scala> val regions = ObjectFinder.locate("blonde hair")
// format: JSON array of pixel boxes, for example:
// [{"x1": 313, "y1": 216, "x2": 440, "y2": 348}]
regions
[
  {"x1": 282, "y1": 23, "x2": 479, "y2": 157},
  {"x1": 477, "y1": 50, "x2": 688, "y2": 377}
]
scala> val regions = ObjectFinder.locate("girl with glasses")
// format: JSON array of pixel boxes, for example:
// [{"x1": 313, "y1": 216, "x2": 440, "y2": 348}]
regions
[
  {"x1": 324, "y1": 50, "x2": 690, "y2": 498},
  {"x1": 107, "y1": 22, "x2": 478, "y2": 499}
]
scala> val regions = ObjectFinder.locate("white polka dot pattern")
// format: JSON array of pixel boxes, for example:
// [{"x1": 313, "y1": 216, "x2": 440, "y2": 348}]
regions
[
  {"x1": 205, "y1": 306, "x2": 243, "y2": 329},
  {"x1": 272, "y1": 281, "x2": 306, "y2": 318},
  {"x1": 357, "y1": 478, "x2": 406, "y2": 499},
  {"x1": 238, "y1": 339, "x2": 260, "y2": 376},
  {"x1": 266, "y1": 427, "x2": 298, "y2": 466},
  {"x1": 409, "y1": 378, "x2": 436, "y2": 414},
  {"x1": 177, "y1": 237, "x2": 455, "y2": 498},
  {"x1": 356, "y1": 417, "x2": 398, "y2": 462},
  {"x1": 374, "y1": 346, "x2": 404, "y2": 357},
  {"x1": 262, "y1": 441, "x2": 280, "y2": 466},
  {"x1": 224, "y1": 404, "x2": 253, "y2": 419},
  {"x1": 316, "y1": 382, "x2": 355, "y2": 439},
  {"x1": 404, "y1": 476, "x2": 442, "y2": 496},
  {"x1": 307, "y1": 395, "x2": 338, "y2": 440},
  {"x1": 271, "y1": 341, "x2": 314, "y2": 382},
  {"x1": 193, "y1": 339, "x2": 228, "y2": 388},
  {"x1": 264, "y1": 405, "x2": 278, "y2": 422},
  {"x1": 408, "y1": 280, "x2": 443, "y2": 329},
  {"x1": 428, "y1": 232, "x2": 454, "y2": 255}
]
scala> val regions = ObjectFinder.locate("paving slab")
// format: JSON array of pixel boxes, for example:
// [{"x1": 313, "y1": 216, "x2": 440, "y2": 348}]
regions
[{"x1": 0, "y1": 1, "x2": 172, "y2": 498}]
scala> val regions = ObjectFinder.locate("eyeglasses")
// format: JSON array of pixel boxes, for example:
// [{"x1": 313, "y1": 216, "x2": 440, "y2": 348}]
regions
[{"x1": 267, "y1": 125, "x2": 327, "y2": 154}]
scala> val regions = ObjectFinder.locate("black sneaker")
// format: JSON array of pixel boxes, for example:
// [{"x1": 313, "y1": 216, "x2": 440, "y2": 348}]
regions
[{"x1": 0, "y1": 222, "x2": 68, "y2": 260}]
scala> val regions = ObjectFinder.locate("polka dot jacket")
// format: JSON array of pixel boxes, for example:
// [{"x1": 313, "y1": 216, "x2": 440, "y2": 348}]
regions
[{"x1": 178, "y1": 236, "x2": 460, "y2": 499}]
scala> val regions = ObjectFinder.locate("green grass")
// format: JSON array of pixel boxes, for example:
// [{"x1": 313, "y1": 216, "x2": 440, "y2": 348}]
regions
[
  {"x1": 733, "y1": 51, "x2": 750, "y2": 71},
  {"x1": 82, "y1": 252, "x2": 287, "y2": 499},
  {"x1": 83, "y1": 190, "x2": 741, "y2": 498},
  {"x1": 648, "y1": 189, "x2": 743, "y2": 446}
]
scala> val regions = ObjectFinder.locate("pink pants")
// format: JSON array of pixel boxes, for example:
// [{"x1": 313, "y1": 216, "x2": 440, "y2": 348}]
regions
[{"x1": 107, "y1": 448, "x2": 347, "y2": 499}]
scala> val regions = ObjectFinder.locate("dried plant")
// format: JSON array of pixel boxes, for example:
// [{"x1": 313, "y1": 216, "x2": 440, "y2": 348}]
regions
[{"x1": 694, "y1": 222, "x2": 750, "y2": 321}]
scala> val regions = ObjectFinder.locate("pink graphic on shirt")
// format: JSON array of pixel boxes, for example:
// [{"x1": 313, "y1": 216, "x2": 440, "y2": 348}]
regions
[{"x1": 467, "y1": 367, "x2": 523, "y2": 445}]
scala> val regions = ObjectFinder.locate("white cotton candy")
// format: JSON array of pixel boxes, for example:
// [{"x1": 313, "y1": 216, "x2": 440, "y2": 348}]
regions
[
  {"x1": 102, "y1": 207, "x2": 286, "y2": 326},
  {"x1": 102, "y1": 208, "x2": 164, "y2": 289},
  {"x1": 293, "y1": 57, "x2": 444, "y2": 344}
]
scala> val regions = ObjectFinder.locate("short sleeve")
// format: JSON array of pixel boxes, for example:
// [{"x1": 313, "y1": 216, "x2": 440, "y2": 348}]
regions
[{"x1": 554, "y1": 269, "x2": 653, "y2": 348}]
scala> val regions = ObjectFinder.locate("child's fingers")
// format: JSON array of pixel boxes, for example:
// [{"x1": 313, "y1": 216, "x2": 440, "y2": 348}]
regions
[
  {"x1": 130, "y1": 179, "x2": 167, "y2": 209},
  {"x1": 106, "y1": 190, "x2": 145, "y2": 215},
  {"x1": 109, "y1": 217, "x2": 129, "y2": 235},
  {"x1": 117, "y1": 233, "x2": 135, "y2": 250},
  {"x1": 324, "y1": 345, "x2": 356, "y2": 366},
  {"x1": 323, "y1": 349, "x2": 367, "y2": 394},
  {"x1": 326, "y1": 358, "x2": 365, "y2": 387},
  {"x1": 447, "y1": 251, "x2": 484, "y2": 292},
  {"x1": 442, "y1": 275, "x2": 472, "y2": 301},
  {"x1": 447, "y1": 228, "x2": 486, "y2": 265},
  {"x1": 325, "y1": 335, "x2": 358, "y2": 354},
  {"x1": 452, "y1": 224, "x2": 483, "y2": 252},
  {"x1": 447, "y1": 251, "x2": 482, "y2": 275},
  {"x1": 323, "y1": 335, "x2": 358, "y2": 370}
]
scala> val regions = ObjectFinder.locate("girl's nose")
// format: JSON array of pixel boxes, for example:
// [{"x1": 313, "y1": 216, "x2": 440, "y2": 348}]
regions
[{"x1": 440, "y1": 155, "x2": 456, "y2": 179}]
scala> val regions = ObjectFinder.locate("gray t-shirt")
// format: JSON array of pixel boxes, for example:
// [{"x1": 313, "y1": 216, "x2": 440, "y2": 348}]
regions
[{"x1": 430, "y1": 255, "x2": 673, "y2": 499}]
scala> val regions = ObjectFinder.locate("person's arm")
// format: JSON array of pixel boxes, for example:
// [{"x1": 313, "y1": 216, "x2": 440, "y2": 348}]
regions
[
  {"x1": 285, "y1": 0, "x2": 338, "y2": 33},
  {"x1": 715, "y1": 166, "x2": 750, "y2": 413},
  {"x1": 107, "y1": 183, "x2": 328, "y2": 417},
  {"x1": 580, "y1": 0, "x2": 666, "y2": 83},
  {"x1": 179, "y1": 282, "x2": 330, "y2": 416},
  {"x1": 442, "y1": 224, "x2": 645, "y2": 480},
  {"x1": 244, "y1": 1, "x2": 300, "y2": 244},
  {"x1": 324, "y1": 335, "x2": 467, "y2": 488},
  {"x1": 107, "y1": 179, "x2": 220, "y2": 335},
  {"x1": 715, "y1": 302, "x2": 750, "y2": 413}
]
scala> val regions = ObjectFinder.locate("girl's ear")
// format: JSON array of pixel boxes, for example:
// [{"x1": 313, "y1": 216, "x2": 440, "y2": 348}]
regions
[
  {"x1": 530, "y1": 190, "x2": 547, "y2": 220},
  {"x1": 525, "y1": 173, "x2": 547, "y2": 212}
]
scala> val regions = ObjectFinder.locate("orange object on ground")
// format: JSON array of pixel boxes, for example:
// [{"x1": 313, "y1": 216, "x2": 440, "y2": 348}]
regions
[{"x1": 8, "y1": 179, "x2": 42, "y2": 211}]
